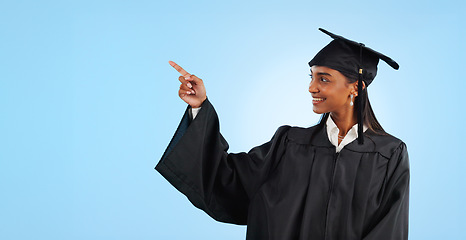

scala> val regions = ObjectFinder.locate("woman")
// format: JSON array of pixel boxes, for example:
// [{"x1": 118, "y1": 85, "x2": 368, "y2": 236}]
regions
[{"x1": 156, "y1": 28, "x2": 409, "y2": 240}]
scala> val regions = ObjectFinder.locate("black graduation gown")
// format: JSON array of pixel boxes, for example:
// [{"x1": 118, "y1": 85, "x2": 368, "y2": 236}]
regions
[{"x1": 155, "y1": 99, "x2": 409, "y2": 240}]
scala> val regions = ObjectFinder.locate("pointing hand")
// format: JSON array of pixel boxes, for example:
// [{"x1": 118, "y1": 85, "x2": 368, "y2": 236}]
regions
[{"x1": 169, "y1": 61, "x2": 207, "y2": 108}]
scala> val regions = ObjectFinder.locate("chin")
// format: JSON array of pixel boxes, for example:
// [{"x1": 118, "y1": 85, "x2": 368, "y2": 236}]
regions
[{"x1": 312, "y1": 107, "x2": 325, "y2": 114}]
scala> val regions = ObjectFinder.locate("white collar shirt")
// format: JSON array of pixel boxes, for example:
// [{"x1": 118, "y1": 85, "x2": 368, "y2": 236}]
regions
[{"x1": 326, "y1": 116, "x2": 368, "y2": 153}]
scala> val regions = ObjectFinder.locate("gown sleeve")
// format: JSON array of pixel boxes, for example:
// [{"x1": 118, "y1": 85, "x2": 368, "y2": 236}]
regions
[
  {"x1": 363, "y1": 142, "x2": 410, "y2": 240},
  {"x1": 155, "y1": 99, "x2": 290, "y2": 225}
]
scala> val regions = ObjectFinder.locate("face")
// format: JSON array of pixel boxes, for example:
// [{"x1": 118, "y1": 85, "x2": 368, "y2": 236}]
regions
[{"x1": 308, "y1": 66, "x2": 356, "y2": 114}]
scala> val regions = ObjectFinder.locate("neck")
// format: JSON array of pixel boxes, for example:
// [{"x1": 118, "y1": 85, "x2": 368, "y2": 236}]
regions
[{"x1": 330, "y1": 110, "x2": 357, "y2": 137}]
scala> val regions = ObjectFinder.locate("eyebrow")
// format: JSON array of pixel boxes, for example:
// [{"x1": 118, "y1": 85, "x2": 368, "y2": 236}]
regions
[{"x1": 310, "y1": 71, "x2": 332, "y2": 76}]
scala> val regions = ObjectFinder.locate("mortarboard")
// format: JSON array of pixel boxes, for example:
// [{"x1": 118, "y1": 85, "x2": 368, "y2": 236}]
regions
[{"x1": 308, "y1": 28, "x2": 399, "y2": 144}]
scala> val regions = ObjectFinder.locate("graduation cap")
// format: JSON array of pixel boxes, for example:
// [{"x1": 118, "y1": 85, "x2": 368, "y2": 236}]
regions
[{"x1": 308, "y1": 28, "x2": 399, "y2": 144}]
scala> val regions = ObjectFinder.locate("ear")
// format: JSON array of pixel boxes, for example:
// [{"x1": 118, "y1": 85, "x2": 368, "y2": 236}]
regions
[{"x1": 352, "y1": 81, "x2": 366, "y2": 97}]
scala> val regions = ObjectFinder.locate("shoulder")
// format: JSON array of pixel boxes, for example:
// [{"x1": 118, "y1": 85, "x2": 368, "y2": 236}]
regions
[
  {"x1": 286, "y1": 125, "x2": 320, "y2": 143},
  {"x1": 270, "y1": 125, "x2": 319, "y2": 141},
  {"x1": 364, "y1": 131, "x2": 408, "y2": 159},
  {"x1": 366, "y1": 132, "x2": 410, "y2": 175},
  {"x1": 274, "y1": 125, "x2": 332, "y2": 147}
]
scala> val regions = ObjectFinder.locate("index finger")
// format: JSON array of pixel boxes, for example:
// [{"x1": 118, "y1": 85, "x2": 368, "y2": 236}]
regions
[{"x1": 169, "y1": 61, "x2": 191, "y2": 78}]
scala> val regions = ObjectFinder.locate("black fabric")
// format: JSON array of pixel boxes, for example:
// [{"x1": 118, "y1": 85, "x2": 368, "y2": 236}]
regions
[
  {"x1": 308, "y1": 28, "x2": 399, "y2": 86},
  {"x1": 156, "y1": 99, "x2": 410, "y2": 240}
]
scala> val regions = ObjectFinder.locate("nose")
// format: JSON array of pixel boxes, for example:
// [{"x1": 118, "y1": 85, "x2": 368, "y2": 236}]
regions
[{"x1": 308, "y1": 79, "x2": 318, "y2": 94}]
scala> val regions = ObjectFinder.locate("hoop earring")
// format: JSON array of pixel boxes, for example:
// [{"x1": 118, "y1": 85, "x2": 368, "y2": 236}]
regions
[{"x1": 350, "y1": 94, "x2": 354, "y2": 106}]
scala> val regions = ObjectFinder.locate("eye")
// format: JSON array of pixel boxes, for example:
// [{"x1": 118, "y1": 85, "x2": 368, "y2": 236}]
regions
[
  {"x1": 309, "y1": 74, "x2": 313, "y2": 79},
  {"x1": 321, "y1": 77, "x2": 329, "y2": 82}
]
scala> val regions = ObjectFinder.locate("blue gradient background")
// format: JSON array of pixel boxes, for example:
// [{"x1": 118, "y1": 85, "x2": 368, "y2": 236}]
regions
[{"x1": 1, "y1": 0, "x2": 465, "y2": 239}]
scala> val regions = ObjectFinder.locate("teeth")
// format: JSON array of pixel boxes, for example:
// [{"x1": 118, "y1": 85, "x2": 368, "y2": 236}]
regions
[{"x1": 313, "y1": 98, "x2": 325, "y2": 101}]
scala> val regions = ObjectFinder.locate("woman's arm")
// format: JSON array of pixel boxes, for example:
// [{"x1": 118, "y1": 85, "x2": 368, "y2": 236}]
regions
[
  {"x1": 158, "y1": 62, "x2": 290, "y2": 224},
  {"x1": 156, "y1": 99, "x2": 290, "y2": 225}
]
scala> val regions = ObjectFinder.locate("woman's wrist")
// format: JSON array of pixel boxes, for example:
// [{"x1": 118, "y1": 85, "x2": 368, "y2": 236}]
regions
[{"x1": 190, "y1": 96, "x2": 207, "y2": 108}]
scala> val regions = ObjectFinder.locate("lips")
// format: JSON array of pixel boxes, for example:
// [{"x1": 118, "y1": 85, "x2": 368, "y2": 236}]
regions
[{"x1": 312, "y1": 97, "x2": 326, "y2": 105}]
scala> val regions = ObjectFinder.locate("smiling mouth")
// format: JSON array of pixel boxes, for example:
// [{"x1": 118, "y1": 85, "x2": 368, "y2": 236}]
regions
[{"x1": 312, "y1": 97, "x2": 326, "y2": 104}]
